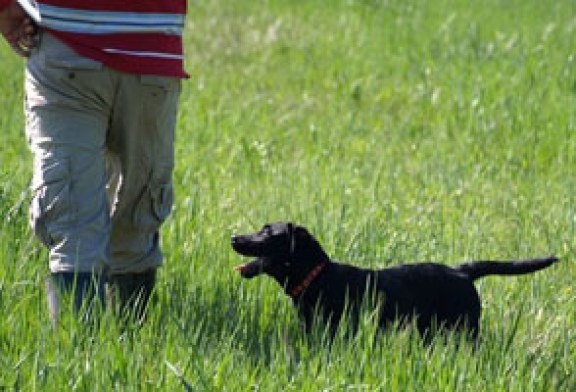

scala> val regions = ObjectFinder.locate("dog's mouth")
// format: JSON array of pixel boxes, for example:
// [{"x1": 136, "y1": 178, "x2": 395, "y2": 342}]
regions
[
  {"x1": 234, "y1": 260, "x2": 263, "y2": 279},
  {"x1": 231, "y1": 234, "x2": 266, "y2": 278}
]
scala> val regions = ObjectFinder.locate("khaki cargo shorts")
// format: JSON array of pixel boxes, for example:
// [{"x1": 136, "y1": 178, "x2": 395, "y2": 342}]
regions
[{"x1": 25, "y1": 32, "x2": 181, "y2": 275}]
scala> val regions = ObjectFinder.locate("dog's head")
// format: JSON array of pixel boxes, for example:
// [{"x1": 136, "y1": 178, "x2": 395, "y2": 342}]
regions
[{"x1": 231, "y1": 222, "x2": 329, "y2": 284}]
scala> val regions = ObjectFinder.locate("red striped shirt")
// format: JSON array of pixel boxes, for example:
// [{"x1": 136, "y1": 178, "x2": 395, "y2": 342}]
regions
[{"x1": 20, "y1": 0, "x2": 188, "y2": 78}]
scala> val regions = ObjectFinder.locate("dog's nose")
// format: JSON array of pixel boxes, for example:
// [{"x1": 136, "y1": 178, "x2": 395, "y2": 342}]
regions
[{"x1": 231, "y1": 235, "x2": 240, "y2": 245}]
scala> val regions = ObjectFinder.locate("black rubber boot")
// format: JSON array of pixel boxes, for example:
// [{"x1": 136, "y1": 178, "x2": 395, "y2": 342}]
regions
[
  {"x1": 106, "y1": 269, "x2": 157, "y2": 324},
  {"x1": 46, "y1": 272, "x2": 106, "y2": 328}
]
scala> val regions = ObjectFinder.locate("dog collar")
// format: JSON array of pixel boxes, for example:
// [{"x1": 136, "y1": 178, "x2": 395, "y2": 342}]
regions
[{"x1": 290, "y1": 262, "x2": 327, "y2": 298}]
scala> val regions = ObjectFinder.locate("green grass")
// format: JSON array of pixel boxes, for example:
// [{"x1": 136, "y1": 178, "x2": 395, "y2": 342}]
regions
[{"x1": 1, "y1": 0, "x2": 576, "y2": 390}]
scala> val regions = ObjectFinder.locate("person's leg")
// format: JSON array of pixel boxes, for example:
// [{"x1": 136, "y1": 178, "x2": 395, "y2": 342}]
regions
[
  {"x1": 46, "y1": 272, "x2": 106, "y2": 327},
  {"x1": 106, "y1": 269, "x2": 157, "y2": 323},
  {"x1": 105, "y1": 72, "x2": 181, "y2": 322},
  {"x1": 25, "y1": 32, "x2": 113, "y2": 325}
]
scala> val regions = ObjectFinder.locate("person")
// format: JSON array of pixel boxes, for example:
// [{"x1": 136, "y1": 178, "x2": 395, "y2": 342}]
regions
[{"x1": 0, "y1": 0, "x2": 188, "y2": 325}]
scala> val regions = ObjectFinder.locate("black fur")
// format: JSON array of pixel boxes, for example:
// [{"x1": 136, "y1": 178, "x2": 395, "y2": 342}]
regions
[{"x1": 231, "y1": 222, "x2": 558, "y2": 339}]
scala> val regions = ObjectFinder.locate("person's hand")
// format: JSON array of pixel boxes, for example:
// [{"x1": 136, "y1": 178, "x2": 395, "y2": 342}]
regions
[{"x1": 0, "y1": 1, "x2": 38, "y2": 57}]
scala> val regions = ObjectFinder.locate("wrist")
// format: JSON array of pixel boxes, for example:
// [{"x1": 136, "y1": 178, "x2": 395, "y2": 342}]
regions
[{"x1": 0, "y1": 0, "x2": 12, "y2": 12}]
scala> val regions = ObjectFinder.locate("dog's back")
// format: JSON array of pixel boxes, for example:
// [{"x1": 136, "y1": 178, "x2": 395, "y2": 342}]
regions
[{"x1": 372, "y1": 263, "x2": 482, "y2": 336}]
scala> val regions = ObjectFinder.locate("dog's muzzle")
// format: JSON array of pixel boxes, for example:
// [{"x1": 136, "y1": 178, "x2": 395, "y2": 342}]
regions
[{"x1": 231, "y1": 235, "x2": 258, "y2": 256}]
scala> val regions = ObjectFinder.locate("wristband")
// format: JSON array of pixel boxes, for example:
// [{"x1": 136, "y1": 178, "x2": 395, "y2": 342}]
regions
[{"x1": 0, "y1": 0, "x2": 12, "y2": 12}]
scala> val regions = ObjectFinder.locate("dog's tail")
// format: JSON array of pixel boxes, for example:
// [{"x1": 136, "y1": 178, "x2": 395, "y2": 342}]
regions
[{"x1": 456, "y1": 256, "x2": 559, "y2": 281}]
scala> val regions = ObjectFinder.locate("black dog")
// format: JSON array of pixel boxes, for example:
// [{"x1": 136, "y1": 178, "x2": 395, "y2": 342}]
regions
[{"x1": 231, "y1": 222, "x2": 558, "y2": 340}]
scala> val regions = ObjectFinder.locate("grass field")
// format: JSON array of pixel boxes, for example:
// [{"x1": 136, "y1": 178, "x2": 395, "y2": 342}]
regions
[{"x1": 1, "y1": 0, "x2": 576, "y2": 390}]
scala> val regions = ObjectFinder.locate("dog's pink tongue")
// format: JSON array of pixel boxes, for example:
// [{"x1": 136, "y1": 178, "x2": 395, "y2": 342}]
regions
[{"x1": 234, "y1": 263, "x2": 249, "y2": 273}]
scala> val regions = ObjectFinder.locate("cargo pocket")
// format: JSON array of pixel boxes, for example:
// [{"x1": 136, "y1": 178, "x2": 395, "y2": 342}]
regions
[
  {"x1": 139, "y1": 75, "x2": 181, "y2": 114},
  {"x1": 42, "y1": 52, "x2": 104, "y2": 100},
  {"x1": 132, "y1": 170, "x2": 174, "y2": 233},
  {"x1": 30, "y1": 157, "x2": 74, "y2": 247}
]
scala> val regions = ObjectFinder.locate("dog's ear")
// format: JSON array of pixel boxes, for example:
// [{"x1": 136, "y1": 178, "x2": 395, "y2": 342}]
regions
[
  {"x1": 289, "y1": 224, "x2": 313, "y2": 251},
  {"x1": 286, "y1": 222, "x2": 296, "y2": 255},
  {"x1": 290, "y1": 225, "x2": 328, "y2": 262},
  {"x1": 286, "y1": 222, "x2": 310, "y2": 256}
]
